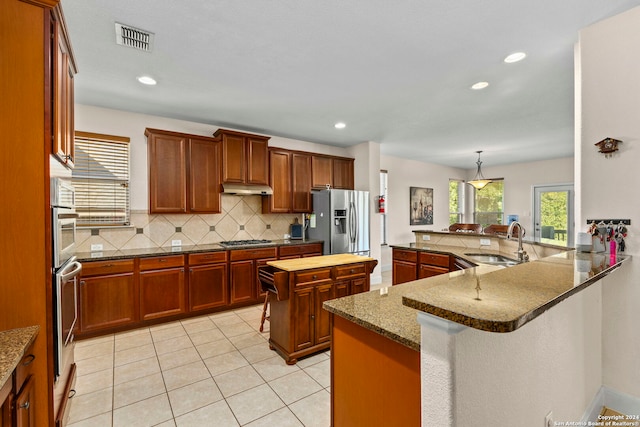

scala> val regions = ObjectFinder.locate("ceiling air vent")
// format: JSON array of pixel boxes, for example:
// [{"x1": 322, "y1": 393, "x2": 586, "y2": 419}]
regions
[{"x1": 115, "y1": 22, "x2": 154, "y2": 52}]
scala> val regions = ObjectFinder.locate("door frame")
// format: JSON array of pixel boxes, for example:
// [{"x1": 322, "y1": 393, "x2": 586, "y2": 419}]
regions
[{"x1": 532, "y1": 183, "x2": 574, "y2": 247}]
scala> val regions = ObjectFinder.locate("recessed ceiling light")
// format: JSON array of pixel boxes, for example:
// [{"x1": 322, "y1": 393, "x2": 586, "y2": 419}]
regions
[
  {"x1": 471, "y1": 81, "x2": 489, "y2": 90},
  {"x1": 137, "y1": 75, "x2": 157, "y2": 85},
  {"x1": 334, "y1": 122, "x2": 346, "y2": 129},
  {"x1": 504, "y1": 52, "x2": 527, "y2": 63}
]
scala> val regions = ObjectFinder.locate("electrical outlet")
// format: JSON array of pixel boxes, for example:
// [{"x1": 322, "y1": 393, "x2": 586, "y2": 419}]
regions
[
  {"x1": 91, "y1": 244, "x2": 103, "y2": 251},
  {"x1": 422, "y1": 235, "x2": 430, "y2": 241},
  {"x1": 480, "y1": 238, "x2": 491, "y2": 246},
  {"x1": 171, "y1": 239, "x2": 182, "y2": 247},
  {"x1": 545, "y1": 411, "x2": 553, "y2": 427}
]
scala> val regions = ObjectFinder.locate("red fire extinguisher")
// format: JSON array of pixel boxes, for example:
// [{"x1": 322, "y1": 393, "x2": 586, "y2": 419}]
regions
[{"x1": 378, "y1": 195, "x2": 385, "y2": 214}]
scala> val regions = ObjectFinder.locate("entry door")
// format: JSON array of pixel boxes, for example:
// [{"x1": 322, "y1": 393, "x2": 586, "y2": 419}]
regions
[{"x1": 533, "y1": 184, "x2": 574, "y2": 247}]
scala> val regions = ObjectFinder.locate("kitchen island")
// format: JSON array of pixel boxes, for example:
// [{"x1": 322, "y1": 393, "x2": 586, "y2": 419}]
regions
[
  {"x1": 324, "y1": 243, "x2": 628, "y2": 426},
  {"x1": 258, "y1": 254, "x2": 377, "y2": 364}
]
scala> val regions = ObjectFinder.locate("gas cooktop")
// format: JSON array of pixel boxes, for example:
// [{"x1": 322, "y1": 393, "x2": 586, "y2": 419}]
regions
[{"x1": 219, "y1": 239, "x2": 273, "y2": 247}]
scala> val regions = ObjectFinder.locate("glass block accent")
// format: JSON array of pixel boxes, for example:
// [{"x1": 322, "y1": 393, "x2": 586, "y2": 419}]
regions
[
  {"x1": 176, "y1": 226, "x2": 182, "y2": 233},
  {"x1": 209, "y1": 226, "x2": 215, "y2": 232},
  {"x1": 136, "y1": 228, "x2": 144, "y2": 234},
  {"x1": 91, "y1": 229, "x2": 100, "y2": 236},
  {"x1": 266, "y1": 224, "x2": 271, "y2": 229},
  {"x1": 239, "y1": 225, "x2": 245, "y2": 230}
]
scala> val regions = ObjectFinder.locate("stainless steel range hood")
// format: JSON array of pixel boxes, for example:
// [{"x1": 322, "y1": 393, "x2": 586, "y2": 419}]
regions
[{"x1": 222, "y1": 183, "x2": 273, "y2": 195}]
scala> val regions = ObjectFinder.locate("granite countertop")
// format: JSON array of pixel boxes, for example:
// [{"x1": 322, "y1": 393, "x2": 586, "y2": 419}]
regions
[
  {"x1": 76, "y1": 239, "x2": 324, "y2": 262},
  {"x1": 267, "y1": 254, "x2": 376, "y2": 272},
  {"x1": 0, "y1": 326, "x2": 39, "y2": 388},
  {"x1": 324, "y1": 244, "x2": 628, "y2": 351}
]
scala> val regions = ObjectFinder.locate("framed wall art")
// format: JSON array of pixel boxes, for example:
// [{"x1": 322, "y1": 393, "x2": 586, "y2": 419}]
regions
[{"x1": 410, "y1": 187, "x2": 433, "y2": 225}]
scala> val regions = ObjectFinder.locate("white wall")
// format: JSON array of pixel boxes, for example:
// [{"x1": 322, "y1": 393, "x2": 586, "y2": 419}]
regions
[
  {"x1": 578, "y1": 6, "x2": 640, "y2": 398},
  {"x1": 75, "y1": 104, "x2": 352, "y2": 211}
]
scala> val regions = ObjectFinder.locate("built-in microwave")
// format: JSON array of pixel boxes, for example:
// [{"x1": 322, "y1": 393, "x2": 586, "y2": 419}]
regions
[{"x1": 51, "y1": 178, "x2": 78, "y2": 269}]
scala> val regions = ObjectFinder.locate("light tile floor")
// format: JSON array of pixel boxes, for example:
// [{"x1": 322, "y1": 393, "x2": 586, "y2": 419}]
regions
[{"x1": 68, "y1": 270, "x2": 391, "y2": 427}]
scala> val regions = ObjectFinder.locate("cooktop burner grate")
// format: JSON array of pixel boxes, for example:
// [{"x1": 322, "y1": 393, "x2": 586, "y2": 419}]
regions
[{"x1": 219, "y1": 239, "x2": 273, "y2": 247}]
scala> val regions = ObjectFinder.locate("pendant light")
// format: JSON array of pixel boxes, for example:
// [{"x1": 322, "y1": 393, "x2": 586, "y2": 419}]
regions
[{"x1": 467, "y1": 151, "x2": 492, "y2": 190}]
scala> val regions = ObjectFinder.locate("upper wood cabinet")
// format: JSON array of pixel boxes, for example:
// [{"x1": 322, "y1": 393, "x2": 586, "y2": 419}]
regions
[
  {"x1": 214, "y1": 129, "x2": 269, "y2": 185},
  {"x1": 52, "y1": 8, "x2": 77, "y2": 168},
  {"x1": 311, "y1": 155, "x2": 355, "y2": 190},
  {"x1": 146, "y1": 128, "x2": 221, "y2": 214},
  {"x1": 263, "y1": 148, "x2": 312, "y2": 214}
]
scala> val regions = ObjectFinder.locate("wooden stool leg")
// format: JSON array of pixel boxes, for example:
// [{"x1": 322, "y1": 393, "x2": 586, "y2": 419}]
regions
[{"x1": 259, "y1": 292, "x2": 270, "y2": 332}]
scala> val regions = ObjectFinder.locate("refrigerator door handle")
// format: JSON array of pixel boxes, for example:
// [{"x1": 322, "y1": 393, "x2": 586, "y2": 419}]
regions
[{"x1": 350, "y1": 201, "x2": 357, "y2": 244}]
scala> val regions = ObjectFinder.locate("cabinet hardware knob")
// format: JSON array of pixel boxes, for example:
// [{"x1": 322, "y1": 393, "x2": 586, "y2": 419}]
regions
[
  {"x1": 22, "y1": 354, "x2": 36, "y2": 366},
  {"x1": 350, "y1": 269, "x2": 354, "y2": 274},
  {"x1": 312, "y1": 275, "x2": 317, "y2": 280},
  {"x1": 189, "y1": 269, "x2": 193, "y2": 273},
  {"x1": 105, "y1": 264, "x2": 114, "y2": 267},
  {"x1": 159, "y1": 259, "x2": 167, "y2": 262},
  {"x1": 20, "y1": 401, "x2": 30, "y2": 410},
  {"x1": 80, "y1": 280, "x2": 86, "y2": 286}
]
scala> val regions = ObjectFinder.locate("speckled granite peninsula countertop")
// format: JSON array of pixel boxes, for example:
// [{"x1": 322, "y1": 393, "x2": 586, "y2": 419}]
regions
[
  {"x1": 323, "y1": 245, "x2": 628, "y2": 351},
  {"x1": 75, "y1": 239, "x2": 324, "y2": 262},
  {"x1": 0, "y1": 326, "x2": 39, "y2": 388}
]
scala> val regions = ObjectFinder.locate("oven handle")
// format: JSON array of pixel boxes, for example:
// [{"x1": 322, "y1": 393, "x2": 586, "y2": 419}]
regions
[
  {"x1": 59, "y1": 260, "x2": 82, "y2": 281},
  {"x1": 57, "y1": 213, "x2": 79, "y2": 220}
]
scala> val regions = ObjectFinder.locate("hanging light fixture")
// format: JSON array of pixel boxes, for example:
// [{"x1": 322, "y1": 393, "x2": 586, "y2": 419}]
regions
[{"x1": 467, "y1": 151, "x2": 492, "y2": 190}]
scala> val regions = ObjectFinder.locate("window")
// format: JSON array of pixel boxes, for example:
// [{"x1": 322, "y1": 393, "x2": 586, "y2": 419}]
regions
[
  {"x1": 449, "y1": 179, "x2": 464, "y2": 224},
  {"x1": 473, "y1": 179, "x2": 504, "y2": 227},
  {"x1": 72, "y1": 131, "x2": 130, "y2": 227}
]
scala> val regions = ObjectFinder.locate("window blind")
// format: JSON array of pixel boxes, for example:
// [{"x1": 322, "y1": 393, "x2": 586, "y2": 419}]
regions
[{"x1": 72, "y1": 131, "x2": 131, "y2": 227}]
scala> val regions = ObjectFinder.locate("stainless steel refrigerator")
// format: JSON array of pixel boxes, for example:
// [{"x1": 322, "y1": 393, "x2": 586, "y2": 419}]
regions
[{"x1": 308, "y1": 189, "x2": 370, "y2": 256}]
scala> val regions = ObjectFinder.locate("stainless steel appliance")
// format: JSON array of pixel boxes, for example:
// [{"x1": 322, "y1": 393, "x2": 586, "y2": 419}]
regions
[
  {"x1": 51, "y1": 178, "x2": 82, "y2": 380},
  {"x1": 308, "y1": 189, "x2": 370, "y2": 256}
]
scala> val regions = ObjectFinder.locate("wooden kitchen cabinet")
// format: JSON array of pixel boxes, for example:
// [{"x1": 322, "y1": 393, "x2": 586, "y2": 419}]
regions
[
  {"x1": 229, "y1": 247, "x2": 278, "y2": 305},
  {"x1": 78, "y1": 259, "x2": 137, "y2": 334},
  {"x1": 263, "y1": 148, "x2": 312, "y2": 214},
  {"x1": 277, "y1": 243, "x2": 323, "y2": 260},
  {"x1": 311, "y1": 155, "x2": 355, "y2": 190},
  {"x1": 418, "y1": 252, "x2": 450, "y2": 278},
  {"x1": 0, "y1": 340, "x2": 37, "y2": 427},
  {"x1": 188, "y1": 252, "x2": 228, "y2": 312},
  {"x1": 52, "y1": 7, "x2": 77, "y2": 168},
  {"x1": 139, "y1": 255, "x2": 186, "y2": 321},
  {"x1": 214, "y1": 129, "x2": 269, "y2": 185},
  {"x1": 146, "y1": 128, "x2": 221, "y2": 214},
  {"x1": 392, "y1": 248, "x2": 418, "y2": 285}
]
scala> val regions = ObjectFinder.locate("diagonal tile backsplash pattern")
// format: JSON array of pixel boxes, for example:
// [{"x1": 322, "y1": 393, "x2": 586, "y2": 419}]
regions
[{"x1": 76, "y1": 195, "x2": 302, "y2": 252}]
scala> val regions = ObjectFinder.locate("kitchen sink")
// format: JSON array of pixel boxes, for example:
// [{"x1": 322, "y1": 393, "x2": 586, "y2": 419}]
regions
[{"x1": 464, "y1": 253, "x2": 522, "y2": 267}]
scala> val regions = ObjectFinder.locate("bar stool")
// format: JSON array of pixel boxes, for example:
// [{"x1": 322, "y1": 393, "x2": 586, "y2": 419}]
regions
[{"x1": 259, "y1": 292, "x2": 270, "y2": 332}]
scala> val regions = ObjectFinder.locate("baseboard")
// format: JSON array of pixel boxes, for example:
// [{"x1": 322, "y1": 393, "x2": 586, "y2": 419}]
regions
[{"x1": 582, "y1": 386, "x2": 640, "y2": 421}]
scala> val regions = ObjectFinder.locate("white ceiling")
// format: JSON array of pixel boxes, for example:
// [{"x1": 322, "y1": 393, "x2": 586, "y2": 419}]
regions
[{"x1": 61, "y1": 0, "x2": 640, "y2": 168}]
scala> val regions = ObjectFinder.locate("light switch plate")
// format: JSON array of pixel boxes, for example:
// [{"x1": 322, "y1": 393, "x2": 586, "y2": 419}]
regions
[
  {"x1": 91, "y1": 243, "x2": 103, "y2": 251},
  {"x1": 422, "y1": 235, "x2": 430, "y2": 241},
  {"x1": 171, "y1": 239, "x2": 182, "y2": 247},
  {"x1": 480, "y1": 238, "x2": 491, "y2": 246}
]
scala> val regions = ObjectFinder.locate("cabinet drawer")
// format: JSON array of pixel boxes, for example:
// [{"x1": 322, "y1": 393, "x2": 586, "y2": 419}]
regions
[
  {"x1": 82, "y1": 259, "x2": 134, "y2": 277},
  {"x1": 279, "y1": 243, "x2": 322, "y2": 258},
  {"x1": 419, "y1": 252, "x2": 450, "y2": 268},
  {"x1": 294, "y1": 268, "x2": 332, "y2": 287},
  {"x1": 139, "y1": 255, "x2": 184, "y2": 271},
  {"x1": 393, "y1": 249, "x2": 417, "y2": 263},
  {"x1": 230, "y1": 247, "x2": 277, "y2": 261},
  {"x1": 188, "y1": 251, "x2": 228, "y2": 266},
  {"x1": 335, "y1": 263, "x2": 366, "y2": 279},
  {"x1": 14, "y1": 342, "x2": 36, "y2": 391}
]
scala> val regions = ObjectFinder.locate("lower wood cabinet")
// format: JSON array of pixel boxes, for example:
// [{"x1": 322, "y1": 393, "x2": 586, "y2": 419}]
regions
[
  {"x1": 188, "y1": 252, "x2": 228, "y2": 312},
  {"x1": 392, "y1": 248, "x2": 451, "y2": 284},
  {"x1": 229, "y1": 247, "x2": 278, "y2": 305},
  {"x1": 1, "y1": 341, "x2": 37, "y2": 427},
  {"x1": 139, "y1": 255, "x2": 186, "y2": 321},
  {"x1": 392, "y1": 249, "x2": 418, "y2": 285}
]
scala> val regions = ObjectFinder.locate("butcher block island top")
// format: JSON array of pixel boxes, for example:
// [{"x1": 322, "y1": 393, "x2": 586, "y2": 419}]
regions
[{"x1": 266, "y1": 253, "x2": 376, "y2": 271}]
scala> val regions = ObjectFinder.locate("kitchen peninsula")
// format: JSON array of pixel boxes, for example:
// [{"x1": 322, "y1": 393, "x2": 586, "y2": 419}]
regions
[
  {"x1": 259, "y1": 254, "x2": 377, "y2": 364},
  {"x1": 324, "y1": 236, "x2": 629, "y2": 426}
]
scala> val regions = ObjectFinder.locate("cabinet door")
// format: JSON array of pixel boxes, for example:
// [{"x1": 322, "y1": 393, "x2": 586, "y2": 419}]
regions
[
  {"x1": 332, "y1": 158, "x2": 354, "y2": 189},
  {"x1": 52, "y1": 19, "x2": 75, "y2": 168},
  {"x1": 311, "y1": 156, "x2": 332, "y2": 189},
  {"x1": 247, "y1": 137, "x2": 269, "y2": 185},
  {"x1": 189, "y1": 263, "x2": 228, "y2": 312},
  {"x1": 221, "y1": 134, "x2": 246, "y2": 183},
  {"x1": 148, "y1": 133, "x2": 187, "y2": 213},
  {"x1": 139, "y1": 268, "x2": 186, "y2": 320},
  {"x1": 314, "y1": 283, "x2": 333, "y2": 345},
  {"x1": 267, "y1": 149, "x2": 292, "y2": 213},
  {"x1": 293, "y1": 287, "x2": 314, "y2": 351},
  {"x1": 256, "y1": 257, "x2": 277, "y2": 299},
  {"x1": 79, "y1": 273, "x2": 136, "y2": 333},
  {"x1": 350, "y1": 277, "x2": 367, "y2": 295},
  {"x1": 291, "y1": 153, "x2": 312, "y2": 213},
  {"x1": 392, "y1": 260, "x2": 417, "y2": 285},
  {"x1": 418, "y1": 265, "x2": 449, "y2": 279},
  {"x1": 189, "y1": 137, "x2": 221, "y2": 213},
  {"x1": 334, "y1": 280, "x2": 350, "y2": 298},
  {"x1": 229, "y1": 260, "x2": 256, "y2": 304},
  {"x1": 14, "y1": 375, "x2": 35, "y2": 427}
]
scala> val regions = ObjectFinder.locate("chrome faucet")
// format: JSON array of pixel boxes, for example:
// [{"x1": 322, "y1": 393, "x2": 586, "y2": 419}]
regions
[{"x1": 507, "y1": 221, "x2": 529, "y2": 262}]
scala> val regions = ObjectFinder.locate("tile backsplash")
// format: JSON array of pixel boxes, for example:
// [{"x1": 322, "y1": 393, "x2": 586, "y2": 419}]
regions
[{"x1": 75, "y1": 195, "x2": 301, "y2": 252}]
